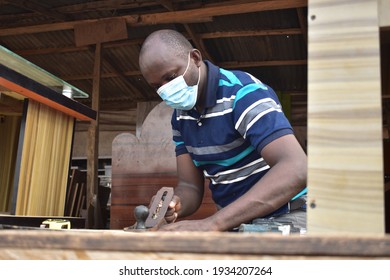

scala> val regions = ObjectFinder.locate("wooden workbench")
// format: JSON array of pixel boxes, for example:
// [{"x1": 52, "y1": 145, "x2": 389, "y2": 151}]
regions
[{"x1": 0, "y1": 230, "x2": 389, "y2": 260}]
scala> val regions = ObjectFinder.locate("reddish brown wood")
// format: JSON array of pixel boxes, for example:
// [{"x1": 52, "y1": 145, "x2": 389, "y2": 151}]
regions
[
  {"x1": 74, "y1": 18, "x2": 128, "y2": 47},
  {"x1": 110, "y1": 174, "x2": 216, "y2": 229},
  {"x1": 110, "y1": 103, "x2": 217, "y2": 229}
]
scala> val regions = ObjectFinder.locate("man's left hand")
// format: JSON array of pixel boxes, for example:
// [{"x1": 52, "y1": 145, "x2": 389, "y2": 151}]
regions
[{"x1": 159, "y1": 219, "x2": 217, "y2": 231}]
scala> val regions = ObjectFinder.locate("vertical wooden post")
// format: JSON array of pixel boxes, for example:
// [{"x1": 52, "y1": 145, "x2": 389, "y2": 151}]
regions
[
  {"x1": 86, "y1": 42, "x2": 102, "y2": 228},
  {"x1": 307, "y1": 0, "x2": 384, "y2": 233}
]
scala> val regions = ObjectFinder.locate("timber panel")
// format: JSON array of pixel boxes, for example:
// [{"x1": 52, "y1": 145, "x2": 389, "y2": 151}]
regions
[
  {"x1": 307, "y1": 0, "x2": 384, "y2": 233},
  {"x1": 110, "y1": 174, "x2": 216, "y2": 229},
  {"x1": 1, "y1": 230, "x2": 390, "y2": 260}
]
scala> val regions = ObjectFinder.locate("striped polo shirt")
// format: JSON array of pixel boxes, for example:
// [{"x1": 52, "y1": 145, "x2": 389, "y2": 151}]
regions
[{"x1": 171, "y1": 61, "x2": 294, "y2": 208}]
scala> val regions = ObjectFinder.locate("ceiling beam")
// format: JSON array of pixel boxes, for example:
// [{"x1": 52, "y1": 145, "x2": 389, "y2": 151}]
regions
[
  {"x1": 14, "y1": 28, "x2": 304, "y2": 56},
  {"x1": 296, "y1": 8, "x2": 308, "y2": 46},
  {"x1": 0, "y1": 16, "x2": 138, "y2": 36},
  {"x1": 200, "y1": 28, "x2": 303, "y2": 39},
  {"x1": 62, "y1": 59, "x2": 307, "y2": 81},
  {"x1": 56, "y1": 0, "x2": 158, "y2": 13},
  {"x1": 139, "y1": 0, "x2": 307, "y2": 26},
  {"x1": 219, "y1": 59, "x2": 307, "y2": 68},
  {"x1": 0, "y1": 0, "x2": 307, "y2": 36}
]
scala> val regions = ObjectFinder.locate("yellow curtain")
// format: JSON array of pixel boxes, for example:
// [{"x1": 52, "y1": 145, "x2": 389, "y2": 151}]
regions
[
  {"x1": 0, "y1": 115, "x2": 21, "y2": 212},
  {"x1": 16, "y1": 100, "x2": 74, "y2": 216}
]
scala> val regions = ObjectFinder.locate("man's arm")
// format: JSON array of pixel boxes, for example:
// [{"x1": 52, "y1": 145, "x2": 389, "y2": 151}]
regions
[
  {"x1": 165, "y1": 153, "x2": 205, "y2": 222},
  {"x1": 208, "y1": 134, "x2": 307, "y2": 231},
  {"x1": 161, "y1": 133, "x2": 307, "y2": 231}
]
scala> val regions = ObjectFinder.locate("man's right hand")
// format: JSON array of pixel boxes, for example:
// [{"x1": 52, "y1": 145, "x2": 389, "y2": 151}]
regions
[{"x1": 165, "y1": 195, "x2": 181, "y2": 223}]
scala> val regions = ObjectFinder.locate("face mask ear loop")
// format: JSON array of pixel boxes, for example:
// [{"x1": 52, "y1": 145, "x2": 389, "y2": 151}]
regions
[
  {"x1": 195, "y1": 64, "x2": 201, "y2": 88},
  {"x1": 182, "y1": 52, "x2": 192, "y2": 76}
]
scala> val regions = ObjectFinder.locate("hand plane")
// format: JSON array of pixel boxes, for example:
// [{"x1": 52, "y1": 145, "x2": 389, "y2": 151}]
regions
[{"x1": 124, "y1": 187, "x2": 174, "y2": 231}]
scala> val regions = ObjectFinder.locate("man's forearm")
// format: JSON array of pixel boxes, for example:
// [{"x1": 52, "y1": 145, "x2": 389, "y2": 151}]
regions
[
  {"x1": 174, "y1": 182, "x2": 204, "y2": 218},
  {"x1": 206, "y1": 160, "x2": 307, "y2": 231}
]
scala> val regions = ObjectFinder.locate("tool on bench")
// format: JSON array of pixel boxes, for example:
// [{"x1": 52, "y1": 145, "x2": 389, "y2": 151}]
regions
[
  {"x1": 238, "y1": 218, "x2": 303, "y2": 235},
  {"x1": 40, "y1": 219, "x2": 71, "y2": 229},
  {"x1": 124, "y1": 187, "x2": 174, "y2": 231}
]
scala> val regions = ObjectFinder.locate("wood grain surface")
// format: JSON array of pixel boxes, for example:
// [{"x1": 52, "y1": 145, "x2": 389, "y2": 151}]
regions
[
  {"x1": 307, "y1": 0, "x2": 384, "y2": 233},
  {"x1": 0, "y1": 229, "x2": 389, "y2": 259}
]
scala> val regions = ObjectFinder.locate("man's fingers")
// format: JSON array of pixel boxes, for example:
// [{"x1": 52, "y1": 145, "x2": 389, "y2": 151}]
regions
[
  {"x1": 164, "y1": 195, "x2": 180, "y2": 223},
  {"x1": 165, "y1": 212, "x2": 177, "y2": 223}
]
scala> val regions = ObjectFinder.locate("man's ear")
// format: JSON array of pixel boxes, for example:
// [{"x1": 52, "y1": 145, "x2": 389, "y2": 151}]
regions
[{"x1": 190, "y1": 49, "x2": 202, "y2": 66}]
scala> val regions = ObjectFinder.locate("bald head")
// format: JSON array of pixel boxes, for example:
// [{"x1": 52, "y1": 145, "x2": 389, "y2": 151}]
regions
[
  {"x1": 139, "y1": 29, "x2": 193, "y2": 63},
  {"x1": 138, "y1": 29, "x2": 197, "y2": 90}
]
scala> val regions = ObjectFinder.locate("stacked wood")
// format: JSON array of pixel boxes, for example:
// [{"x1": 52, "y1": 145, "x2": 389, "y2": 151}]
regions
[{"x1": 64, "y1": 168, "x2": 86, "y2": 217}]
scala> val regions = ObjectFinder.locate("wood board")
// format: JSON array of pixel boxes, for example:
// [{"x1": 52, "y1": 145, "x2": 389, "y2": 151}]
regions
[
  {"x1": 0, "y1": 229, "x2": 389, "y2": 259},
  {"x1": 307, "y1": 0, "x2": 384, "y2": 233}
]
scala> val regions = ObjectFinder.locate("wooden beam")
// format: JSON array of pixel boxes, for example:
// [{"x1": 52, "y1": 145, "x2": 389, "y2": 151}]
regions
[
  {"x1": 0, "y1": 0, "x2": 307, "y2": 36},
  {"x1": 307, "y1": 0, "x2": 384, "y2": 233},
  {"x1": 138, "y1": 0, "x2": 308, "y2": 26},
  {"x1": 0, "y1": 16, "x2": 139, "y2": 36},
  {"x1": 74, "y1": 18, "x2": 128, "y2": 47},
  {"x1": 60, "y1": 59, "x2": 307, "y2": 81},
  {"x1": 219, "y1": 59, "x2": 307, "y2": 68},
  {"x1": 200, "y1": 28, "x2": 303, "y2": 39},
  {"x1": 14, "y1": 28, "x2": 302, "y2": 56},
  {"x1": 14, "y1": 38, "x2": 144, "y2": 56},
  {"x1": 55, "y1": 0, "x2": 158, "y2": 14},
  {"x1": 296, "y1": 8, "x2": 308, "y2": 46},
  {"x1": 86, "y1": 43, "x2": 102, "y2": 229}
]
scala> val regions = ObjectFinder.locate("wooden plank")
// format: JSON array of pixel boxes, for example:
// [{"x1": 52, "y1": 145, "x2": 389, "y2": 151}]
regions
[
  {"x1": 0, "y1": 230, "x2": 389, "y2": 259},
  {"x1": 86, "y1": 43, "x2": 102, "y2": 228},
  {"x1": 74, "y1": 18, "x2": 128, "y2": 47},
  {"x1": 75, "y1": 183, "x2": 85, "y2": 217},
  {"x1": 110, "y1": 175, "x2": 216, "y2": 229},
  {"x1": 307, "y1": 0, "x2": 384, "y2": 233}
]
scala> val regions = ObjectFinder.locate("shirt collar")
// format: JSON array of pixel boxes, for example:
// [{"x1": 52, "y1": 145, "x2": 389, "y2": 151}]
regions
[{"x1": 201, "y1": 60, "x2": 220, "y2": 110}]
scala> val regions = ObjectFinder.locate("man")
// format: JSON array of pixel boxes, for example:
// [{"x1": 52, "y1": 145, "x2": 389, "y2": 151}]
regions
[{"x1": 138, "y1": 29, "x2": 307, "y2": 232}]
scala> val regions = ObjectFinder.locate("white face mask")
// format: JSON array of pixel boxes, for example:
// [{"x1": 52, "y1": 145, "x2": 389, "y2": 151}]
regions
[{"x1": 157, "y1": 53, "x2": 200, "y2": 110}]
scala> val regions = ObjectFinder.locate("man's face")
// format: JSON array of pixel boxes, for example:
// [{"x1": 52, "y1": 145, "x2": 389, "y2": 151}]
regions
[{"x1": 139, "y1": 45, "x2": 189, "y2": 92}]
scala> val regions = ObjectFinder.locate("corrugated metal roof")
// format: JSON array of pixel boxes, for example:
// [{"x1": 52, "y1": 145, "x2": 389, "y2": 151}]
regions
[{"x1": 0, "y1": 0, "x2": 308, "y2": 127}]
